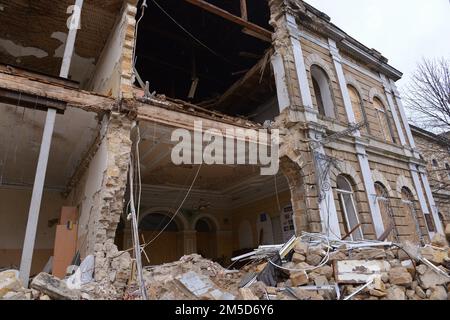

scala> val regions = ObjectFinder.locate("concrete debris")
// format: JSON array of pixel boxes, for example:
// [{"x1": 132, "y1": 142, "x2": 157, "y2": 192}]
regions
[
  {"x1": 388, "y1": 267, "x2": 413, "y2": 286},
  {"x1": 386, "y1": 285, "x2": 406, "y2": 300},
  {"x1": 239, "y1": 288, "x2": 259, "y2": 300},
  {"x1": 419, "y1": 266, "x2": 450, "y2": 289},
  {"x1": 429, "y1": 286, "x2": 447, "y2": 300},
  {"x1": 0, "y1": 270, "x2": 23, "y2": 298},
  {"x1": 3, "y1": 233, "x2": 450, "y2": 300},
  {"x1": 128, "y1": 234, "x2": 450, "y2": 300},
  {"x1": 31, "y1": 273, "x2": 81, "y2": 300},
  {"x1": 125, "y1": 254, "x2": 241, "y2": 300}
]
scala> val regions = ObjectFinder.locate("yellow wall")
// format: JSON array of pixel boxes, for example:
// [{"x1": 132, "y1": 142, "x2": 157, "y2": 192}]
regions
[{"x1": 231, "y1": 191, "x2": 291, "y2": 252}]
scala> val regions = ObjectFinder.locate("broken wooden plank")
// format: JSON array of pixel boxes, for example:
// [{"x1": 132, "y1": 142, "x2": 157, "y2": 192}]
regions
[
  {"x1": 214, "y1": 51, "x2": 272, "y2": 110},
  {"x1": 0, "y1": 70, "x2": 113, "y2": 113},
  {"x1": 334, "y1": 260, "x2": 391, "y2": 284},
  {"x1": 183, "y1": 0, "x2": 272, "y2": 41}
]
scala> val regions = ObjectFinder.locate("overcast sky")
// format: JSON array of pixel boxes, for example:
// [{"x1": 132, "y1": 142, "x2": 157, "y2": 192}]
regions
[{"x1": 305, "y1": 0, "x2": 450, "y2": 89}]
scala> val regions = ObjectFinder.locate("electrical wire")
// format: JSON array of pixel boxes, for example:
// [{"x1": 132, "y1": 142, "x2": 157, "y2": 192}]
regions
[
  {"x1": 132, "y1": 0, "x2": 148, "y2": 72},
  {"x1": 129, "y1": 152, "x2": 148, "y2": 300},
  {"x1": 141, "y1": 163, "x2": 203, "y2": 251},
  {"x1": 135, "y1": 125, "x2": 143, "y2": 221}
]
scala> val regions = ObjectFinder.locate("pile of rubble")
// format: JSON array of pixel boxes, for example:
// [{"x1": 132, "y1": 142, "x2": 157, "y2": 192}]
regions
[
  {"x1": 124, "y1": 254, "x2": 243, "y2": 300},
  {"x1": 126, "y1": 232, "x2": 450, "y2": 301},
  {"x1": 2, "y1": 232, "x2": 450, "y2": 300},
  {"x1": 0, "y1": 270, "x2": 81, "y2": 300}
]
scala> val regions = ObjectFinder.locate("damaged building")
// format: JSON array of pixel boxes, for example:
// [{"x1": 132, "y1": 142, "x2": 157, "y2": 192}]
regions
[{"x1": 0, "y1": 0, "x2": 449, "y2": 299}]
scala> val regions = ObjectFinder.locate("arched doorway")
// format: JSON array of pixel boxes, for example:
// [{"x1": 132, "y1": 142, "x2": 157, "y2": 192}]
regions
[
  {"x1": 195, "y1": 217, "x2": 217, "y2": 260},
  {"x1": 139, "y1": 212, "x2": 184, "y2": 265}
]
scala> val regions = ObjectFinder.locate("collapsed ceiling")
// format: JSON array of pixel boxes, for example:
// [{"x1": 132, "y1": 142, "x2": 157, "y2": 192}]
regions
[{"x1": 134, "y1": 0, "x2": 277, "y2": 119}]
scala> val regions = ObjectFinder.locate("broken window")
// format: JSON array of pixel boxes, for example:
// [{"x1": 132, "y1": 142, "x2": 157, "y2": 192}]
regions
[
  {"x1": 336, "y1": 175, "x2": 363, "y2": 240},
  {"x1": 374, "y1": 98, "x2": 394, "y2": 143},
  {"x1": 311, "y1": 65, "x2": 335, "y2": 119},
  {"x1": 347, "y1": 85, "x2": 368, "y2": 133},
  {"x1": 400, "y1": 187, "x2": 423, "y2": 244},
  {"x1": 374, "y1": 182, "x2": 398, "y2": 241}
]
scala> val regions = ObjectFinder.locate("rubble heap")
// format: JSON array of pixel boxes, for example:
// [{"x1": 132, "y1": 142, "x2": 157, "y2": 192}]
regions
[
  {"x1": 2, "y1": 232, "x2": 450, "y2": 301},
  {"x1": 125, "y1": 254, "x2": 243, "y2": 300},
  {"x1": 126, "y1": 233, "x2": 450, "y2": 301}
]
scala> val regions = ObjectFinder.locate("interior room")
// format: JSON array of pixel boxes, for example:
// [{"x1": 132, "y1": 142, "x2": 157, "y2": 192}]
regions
[
  {"x1": 115, "y1": 120, "x2": 294, "y2": 266},
  {"x1": 0, "y1": 98, "x2": 102, "y2": 275}
]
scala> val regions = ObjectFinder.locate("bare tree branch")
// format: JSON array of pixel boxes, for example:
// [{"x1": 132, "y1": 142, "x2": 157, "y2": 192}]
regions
[{"x1": 404, "y1": 57, "x2": 450, "y2": 133}]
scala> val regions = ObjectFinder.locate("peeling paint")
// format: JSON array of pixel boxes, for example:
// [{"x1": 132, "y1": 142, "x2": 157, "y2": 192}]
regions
[
  {"x1": 0, "y1": 38, "x2": 48, "y2": 59},
  {"x1": 51, "y1": 32, "x2": 96, "y2": 84}
]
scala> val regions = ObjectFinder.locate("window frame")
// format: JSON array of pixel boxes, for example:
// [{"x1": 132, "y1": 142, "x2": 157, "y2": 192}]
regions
[
  {"x1": 310, "y1": 65, "x2": 336, "y2": 119},
  {"x1": 347, "y1": 85, "x2": 370, "y2": 133},
  {"x1": 373, "y1": 98, "x2": 395, "y2": 143},
  {"x1": 336, "y1": 176, "x2": 364, "y2": 241},
  {"x1": 401, "y1": 187, "x2": 424, "y2": 244}
]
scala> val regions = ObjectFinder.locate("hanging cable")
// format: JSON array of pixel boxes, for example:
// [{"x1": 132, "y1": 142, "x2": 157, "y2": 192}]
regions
[
  {"x1": 128, "y1": 153, "x2": 148, "y2": 300},
  {"x1": 141, "y1": 163, "x2": 203, "y2": 250},
  {"x1": 132, "y1": 0, "x2": 148, "y2": 73}
]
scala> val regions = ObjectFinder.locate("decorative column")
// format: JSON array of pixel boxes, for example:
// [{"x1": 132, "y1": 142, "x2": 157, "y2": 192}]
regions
[
  {"x1": 328, "y1": 39, "x2": 356, "y2": 125},
  {"x1": 380, "y1": 74, "x2": 407, "y2": 147},
  {"x1": 328, "y1": 38, "x2": 384, "y2": 238},
  {"x1": 389, "y1": 80, "x2": 419, "y2": 154},
  {"x1": 418, "y1": 166, "x2": 444, "y2": 235},
  {"x1": 271, "y1": 52, "x2": 291, "y2": 113},
  {"x1": 409, "y1": 163, "x2": 433, "y2": 239}
]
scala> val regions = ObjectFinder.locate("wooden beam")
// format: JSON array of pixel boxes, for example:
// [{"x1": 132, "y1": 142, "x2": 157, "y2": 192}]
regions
[
  {"x1": 214, "y1": 52, "x2": 271, "y2": 109},
  {"x1": 0, "y1": 68, "x2": 113, "y2": 113},
  {"x1": 240, "y1": 0, "x2": 248, "y2": 20},
  {"x1": 183, "y1": 0, "x2": 272, "y2": 42}
]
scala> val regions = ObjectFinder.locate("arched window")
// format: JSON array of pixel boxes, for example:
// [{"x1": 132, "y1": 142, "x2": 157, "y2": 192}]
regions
[
  {"x1": 347, "y1": 85, "x2": 368, "y2": 132},
  {"x1": 373, "y1": 98, "x2": 394, "y2": 143},
  {"x1": 375, "y1": 182, "x2": 398, "y2": 241},
  {"x1": 311, "y1": 65, "x2": 335, "y2": 118},
  {"x1": 400, "y1": 187, "x2": 423, "y2": 244},
  {"x1": 336, "y1": 175, "x2": 363, "y2": 240}
]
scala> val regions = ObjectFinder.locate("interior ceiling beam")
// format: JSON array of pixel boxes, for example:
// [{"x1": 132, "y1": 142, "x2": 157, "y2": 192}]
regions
[
  {"x1": 0, "y1": 88, "x2": 66, "y2": 114},
  {"x1": 0, "y1": 66, "x2": 115, "y2": 113},
  {"x1": 183, "y1": 0, "x2": 272, "y2": 42},
  {"x1": 214, "y1": 51, "x2": 272, "y2": 110}
]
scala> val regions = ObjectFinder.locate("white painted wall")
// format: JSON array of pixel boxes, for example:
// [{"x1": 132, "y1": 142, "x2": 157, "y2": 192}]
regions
[
  {"x1": 88, "y1": 4, "x2": 127, "y2": 97},
  {"x1": 68, "y1": 119, "x2": 109, "y2": 254},
  {"x1": 0, "y1": 188, "x2": 64, "y2": 250}
]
